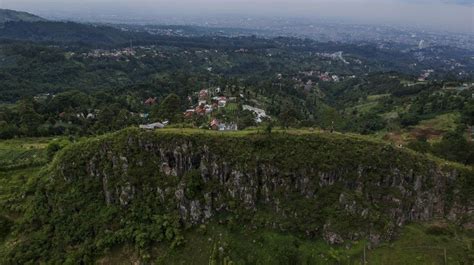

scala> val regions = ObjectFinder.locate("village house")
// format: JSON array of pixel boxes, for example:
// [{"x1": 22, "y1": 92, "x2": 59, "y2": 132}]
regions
[
  {"x1": 209, "y1": 119, "x2": 238, "y2": 131},
  {"x1": 195, "y1": 104, "x2": 206, "y2": 115},
  {"x1": 210, "y1": 119, "x2": 220, "y2": 130},
  {"x1": 219, "y1": 123, "x2": 238, "y2": 131},
  {"x1": 184, "y1": 109, "x2": 195, "y2": 118},
  {"x1": 144, "y1": 97, "x2": 157, "y2": 106},
  {"x1": 217, "y1": 96, "x2": 227, "y2": 108},
  {"x1": 319, "y1": 72, "x2": 332, "y2": 82},
  {"x1": 205, "y1": 105, "x2": 213, "y2": 114},
  {"x1": 198, "y1": 99, "x2": 207, "y2": 106},
  {"x1": 199, "y1": 89, "x2": 209, "y2": 101}
]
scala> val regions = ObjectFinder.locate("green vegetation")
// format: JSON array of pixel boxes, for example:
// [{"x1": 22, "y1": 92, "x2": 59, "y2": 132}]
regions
[
  {"x1": 0, "y1": 129, "x2": 471, "y2": 264},
  {"x1": 152, "y1": 222, "x2": 472, "y2": 265},
  {"x1": 415, "y1": 112, "x2": 460, "y2": 133},
  {"x1": 0, "y1": 137, "x2": 55, "y2": 261},
  {"x1": 369, "y1": 223, "x2": 473, "y2": 265},
  {"x1": 0, "y1": 137, "x2": 51, "y2": 170},
  {"x1": 0, "y1": 15, "x2": 472, "y2": 264}
]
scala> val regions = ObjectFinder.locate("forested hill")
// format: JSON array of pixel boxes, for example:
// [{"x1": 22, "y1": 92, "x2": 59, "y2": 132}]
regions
[
  {"x1": 0, "y1": 9, "x2": 46, "y2": 23},
  {"x1": 2, "y1": 128, "x2": 472, "y2": 263},
  {"x1": 0, "y1": 21, "x2": 148, "y2": 47},
  {"x1": 0, "y1": 21, "x2": 282, "y2": 48}
]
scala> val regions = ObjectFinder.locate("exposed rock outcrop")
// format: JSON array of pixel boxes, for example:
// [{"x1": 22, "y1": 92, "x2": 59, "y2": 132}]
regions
[{"x1": 52, "y1": 129, "x2": 473, "y2": 245}]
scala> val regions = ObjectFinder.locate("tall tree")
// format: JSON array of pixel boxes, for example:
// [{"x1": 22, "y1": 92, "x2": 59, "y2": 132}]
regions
[{"x1": 151, "y1": 93, "x2": 182, "y2": 123}]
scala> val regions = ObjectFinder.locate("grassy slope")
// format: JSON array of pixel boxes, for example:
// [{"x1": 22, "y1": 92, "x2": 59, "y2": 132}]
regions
[
  {"x1": 0, "y1": 137, "x2": 54, "y2": 258},
  {"x1": 369, "y1": 223, "x2": 474, "y2": 265},
  {"x1": 0, "y1": 138, "x2": 51, "y2": 170},
  {"x1": 378, "y1": 112, "x2": 461, "y2": 145},
  {"x1": 98, "y1": 222, "x2": 473, "y2": 265}
]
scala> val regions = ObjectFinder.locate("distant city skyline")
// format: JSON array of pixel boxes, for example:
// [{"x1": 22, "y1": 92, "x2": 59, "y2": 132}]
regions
[{"x1": 2, "y1": 0, "x2": 473, "y2": 33}]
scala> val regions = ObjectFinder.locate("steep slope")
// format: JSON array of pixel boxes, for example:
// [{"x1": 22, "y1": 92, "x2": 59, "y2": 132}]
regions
[
  {"x1": 0, "y1": 9, "x2": 46, "y2": 23},
  {"x1": 4, "y1": 128, "x2": 473, "y2": 263}
]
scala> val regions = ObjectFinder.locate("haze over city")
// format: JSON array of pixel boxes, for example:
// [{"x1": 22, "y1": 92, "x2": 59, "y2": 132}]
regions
[{"x1": 2, "y1": 0, "x2": 473, "y2": 33}]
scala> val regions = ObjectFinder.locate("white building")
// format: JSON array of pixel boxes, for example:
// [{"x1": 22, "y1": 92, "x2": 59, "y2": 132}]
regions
[
  {"x1": 139, "y1": 122, "x2": 165, "y2": 130},
  {"x1": 243, "y1": 105, "x2": 268, "y2": 123}
]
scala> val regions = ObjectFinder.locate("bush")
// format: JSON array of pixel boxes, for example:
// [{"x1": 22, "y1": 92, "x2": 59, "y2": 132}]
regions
[
  {"x1": 46, "y1": 139, "x2": 70, "y2": 161},
  {"x1": 406, "y1": 138, "x2": 431, "y2": 153},
  {"x1": 0, "y1": 215, "x2": 12, "y2": 239},
  {"x1": 432, "y1": 130, "x2": 474, "y2": 165},
  {"x1": 399, "y1": 112, "x2": 420, "y2": 127},
  {"x1": 425, "y1": 224, "x2": 453, "y2": 236}
]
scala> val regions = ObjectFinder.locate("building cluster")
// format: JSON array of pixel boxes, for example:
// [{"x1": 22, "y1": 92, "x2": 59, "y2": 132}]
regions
[
  {"x1": 210, "y1": 118, "x2": 238, "y2": 131},
  {"x1": 184, "y1": 89, "x2": 236, "y2": 117},
  {"x1": 184, "y1": 88, "x2": 239, "y2": 131},
  {"x1": 418, "y1": 69, "x2": 434, "y2": 82},
  {"x1": 299, "y1": 70, "x2": 344, "y2": 83},
  {"x1": 316, "y1": 51, "x2": 350, "y2": 65},
  {"x1": 82, "y1": 48, "x2": 137, "y2": 60}
]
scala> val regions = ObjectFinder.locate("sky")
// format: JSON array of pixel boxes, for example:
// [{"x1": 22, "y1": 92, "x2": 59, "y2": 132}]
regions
[{"x1": 1, "y1": 0, "x2": 473, "y2": 33}]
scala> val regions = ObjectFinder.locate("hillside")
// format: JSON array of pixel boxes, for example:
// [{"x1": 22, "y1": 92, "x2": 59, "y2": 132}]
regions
[
  {"x1": 2, "y1": 128, "x2": 472, "y2": 264},
  {"x1": 0, "y1": 21, "x2": 147, "y2": 46},
  {"x1": 0, "y1": 9, "x2": 45, "y2": 23}
]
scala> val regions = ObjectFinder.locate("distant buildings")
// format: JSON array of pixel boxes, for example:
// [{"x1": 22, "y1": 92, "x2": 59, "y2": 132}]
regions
[
  {"x1": 319, "y1": 72, "x2": 332, "y2": 82},
  {"x1": 418, "y1": 69, "x2": 434, "y2": 82},
  {"x1": 210, "y1": 119, "x2": 238, "y2": 131},
  {"x1": 418, "y1": 40, "x2": 426, "y2": 50}
]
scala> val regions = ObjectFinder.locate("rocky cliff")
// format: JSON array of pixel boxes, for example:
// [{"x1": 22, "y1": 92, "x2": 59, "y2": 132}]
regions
[{"x1": 48, "y1": 128, "x2": 472, "y2": 248}]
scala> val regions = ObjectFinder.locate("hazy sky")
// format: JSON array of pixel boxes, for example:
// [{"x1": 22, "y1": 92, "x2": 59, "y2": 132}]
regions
[{"x1": 2, "y1": 0, "x2": 473, "y2": 33}]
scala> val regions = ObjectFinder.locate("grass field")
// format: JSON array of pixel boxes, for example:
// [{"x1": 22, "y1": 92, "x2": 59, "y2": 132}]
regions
[
  {"x1": 367, "y1": 94, "x2": 390, "y2": 101},
  {"x1": 379, "y1": 112, "x2": 462, "y2": 145},
  {"x1": 97, "y1": 222, "x2": 473, "y2": 265},
  {"x1": 0, "y1": 137, "x2": 53, "y2": 170},
  {"x1": 415, "y1": 112, "x2": 460, "y2": 133},
  {"x1": 368, "y1": 223, "x2": 473, "y2": 265}
]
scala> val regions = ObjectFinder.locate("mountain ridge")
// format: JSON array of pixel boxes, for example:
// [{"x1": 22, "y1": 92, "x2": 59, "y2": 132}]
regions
[{"x1": 0, "y1": 9, "x2": 46, "y2": 23}]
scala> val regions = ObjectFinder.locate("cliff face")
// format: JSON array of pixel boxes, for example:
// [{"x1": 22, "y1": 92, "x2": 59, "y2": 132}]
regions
[{"x1": 52, "y1": 129, "x2": 473, "y2": 245}]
